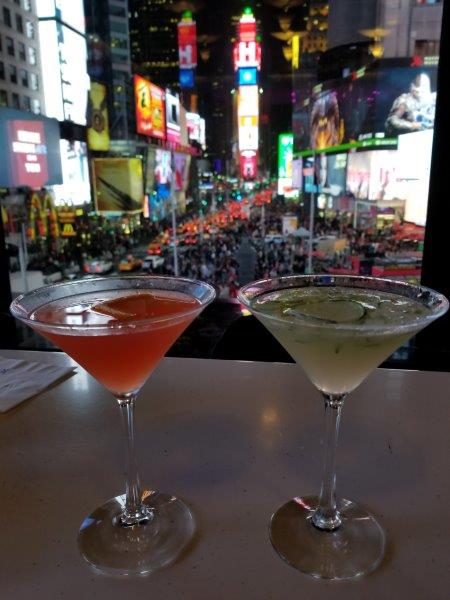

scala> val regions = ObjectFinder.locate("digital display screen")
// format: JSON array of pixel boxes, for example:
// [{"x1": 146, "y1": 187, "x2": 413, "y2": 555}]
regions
[
  {"x1": 0, "y1": 108, "x2": 62, "y2": 188},
  {"x1": 238, "y1": 67, "x2": 257, "y2": 86}
]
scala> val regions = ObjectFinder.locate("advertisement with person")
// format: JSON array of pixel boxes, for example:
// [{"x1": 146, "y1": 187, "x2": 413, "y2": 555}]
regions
[
  {"x1": 87, "y1": 82, "x2": 110, "y2": 151},
  {"x1": 154, "y1": 149, "x2": 172, "y2": 199},
  {"x1": 0, "y1": 108, "x2": 62, "y2": 188},
  {"x1": 145, "y1": 147, "x2": 156, "y2": 195},
  {"x1": 173, "y1": 152, "x2": 191, "y2": 192},
  {"x1": 134, "y1": 75, "x2": 166, "y2": 139},
  {"x1": 93, "y1": 158, "x2": 144, "y2": 213},
  {"x1": 293, "y1": 62, "x2": 437, "y2": 153},
  {"x1": 53, "y1": 140, "x2": 90, "y2": 206}
]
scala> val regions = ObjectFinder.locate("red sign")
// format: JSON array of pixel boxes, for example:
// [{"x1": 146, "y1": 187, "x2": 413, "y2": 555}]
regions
[
  {"x1": 178, "y1": 21, "x2": 197, "y2": 69},
  {"x1": 233, "y1": 41, "x2": 261, "y2": 70},
  {"x1": 240, "y1": 152, "x2": 257, "y2": 180},
  {"x1": 239, "y1": 21, "x2": 256, "y2": 43},
  {"x1": 8, "y1": 120, "x2": 49, "y2": 188}
]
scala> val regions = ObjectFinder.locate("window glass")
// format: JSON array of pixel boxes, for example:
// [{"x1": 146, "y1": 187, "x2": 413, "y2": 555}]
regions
[
  {"x1": 15, "y1": 13, "x2": 23, "y2": 34},
  {"x1": 6, "y1": 37, "x2": 14, "y2": 57},
  {"x1": 26, "y1": 20, "x2": 34, "y2": 39},
  {"x1": 3, "y1": 6, "x2": 11, "y2": 28},
  {"x1": 9, "y1": 64, "x2": 17, "y2": 84},
  {"x1": 18, "y1": 41, "x2": 26, "y2": 61}
]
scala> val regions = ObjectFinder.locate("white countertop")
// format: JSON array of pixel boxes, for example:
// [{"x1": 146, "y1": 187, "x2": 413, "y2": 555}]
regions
[{"x1": 0, "y1": 350, "x2": 449, "y2": 599}]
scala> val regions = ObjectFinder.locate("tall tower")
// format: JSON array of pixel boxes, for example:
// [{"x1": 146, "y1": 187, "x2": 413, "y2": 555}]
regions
[{"x1": 234, "y1": 6, "x2": 261, "y2": 181}]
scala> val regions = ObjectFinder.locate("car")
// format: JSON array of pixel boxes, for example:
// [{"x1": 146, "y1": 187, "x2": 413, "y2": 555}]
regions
[
  {"x1": 147, "y1": 242, "x2": 162, "y2": 255},
  {"x1": 142, "y1": 255, "x2": 164, "y2": 271},
  {"x1": 118, "y1": 256, "x2": 142, "y2": 272},
  {"x1": 82, "y1": 259, "x2": 113, "y2": 274}
]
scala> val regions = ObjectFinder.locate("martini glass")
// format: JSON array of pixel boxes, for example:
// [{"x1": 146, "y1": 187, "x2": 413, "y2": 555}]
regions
[
  {"x1": 238, "y1": 275, "x2": 448, "y2": 580},
  {"x1": 10, "y1": 276, "x2": 215, "y2": 576}
]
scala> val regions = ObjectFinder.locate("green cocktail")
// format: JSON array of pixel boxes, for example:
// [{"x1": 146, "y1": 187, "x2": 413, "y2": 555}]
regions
[{"x1": 239, "y1": 275, "x2": 448, "y2": 581}]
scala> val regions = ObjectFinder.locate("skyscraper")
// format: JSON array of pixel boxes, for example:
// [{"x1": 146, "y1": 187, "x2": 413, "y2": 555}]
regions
[
  {"x1": 84, "y1": 0, "x2": 133, "y2": 140},
  {"x1": 0, "y1": 0, "x2": 45, "y2": 114}
]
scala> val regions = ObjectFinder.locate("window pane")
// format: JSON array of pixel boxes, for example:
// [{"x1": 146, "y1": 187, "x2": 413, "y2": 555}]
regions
[
  {"x1": 6, "y1": 37, "x2": 14, "y2": 57},
  {"x1": 3, "y1": 7, "x2": 11, "y2": 28},
  {"x1": 15, "y1": 13, "x2": 23, "y2": 34},
  {"x1": 11, "y1": 92, "x2": 20, "y2": 108},
  {"x1": 18, "y1": 42, "x2": 26, "y2": 61},
  {"x1": 9, "y1": 64, "x2": 17, "y2": 84},
  {"x1": 28, "y1": 46, "x2": 37, "y2": 65}
]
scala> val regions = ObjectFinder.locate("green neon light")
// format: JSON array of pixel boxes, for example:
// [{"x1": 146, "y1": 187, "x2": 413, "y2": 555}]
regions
[
  {"x1": 293, "y1": 137, "x2": 398, "y2": 158},
  {"x1": 183, "y1": 10, "x2": 193, "y2": 19},
  {"x1": 243, "y1": 7, "x2": 253, "y2": 15}
]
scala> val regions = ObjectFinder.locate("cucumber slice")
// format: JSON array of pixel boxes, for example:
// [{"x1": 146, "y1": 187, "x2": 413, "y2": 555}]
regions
[{"x1": 284, "y1": 299, "x2": 367, "y2": 324}]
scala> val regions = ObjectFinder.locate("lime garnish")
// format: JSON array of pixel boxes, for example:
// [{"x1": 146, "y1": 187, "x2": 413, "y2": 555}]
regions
[{"x1": 284, "y1": 299, "x2": 367, "y2": 324}]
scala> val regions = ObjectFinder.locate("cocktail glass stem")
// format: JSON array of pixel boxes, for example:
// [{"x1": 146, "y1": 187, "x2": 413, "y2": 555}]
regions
[
  {"x1": 117, "y1": 393, "x2": 151, "y2": 526},
  {"x1": 311, "y1": 393, "x2": 346, "y2": 531}
]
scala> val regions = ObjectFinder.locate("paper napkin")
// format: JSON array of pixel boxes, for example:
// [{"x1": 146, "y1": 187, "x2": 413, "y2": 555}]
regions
[{"x1": 0, "y1": 356, "x2": 76, "y2": 412}]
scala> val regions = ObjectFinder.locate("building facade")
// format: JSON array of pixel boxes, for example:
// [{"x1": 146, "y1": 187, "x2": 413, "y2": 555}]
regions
[{"x1": 0, "y1": 0, "x2": 45, "y2": 114}]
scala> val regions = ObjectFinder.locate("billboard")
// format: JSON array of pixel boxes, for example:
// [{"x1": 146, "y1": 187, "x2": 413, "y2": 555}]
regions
[
  {"x1": 134, "y1": 75, "x2": 166, "y2": 139},
  {"x1": 87, "y1": 82, "x2": 110, "y2": 151},
  {"x1": 397, "y1": 129, "x2": 433, "y2": 226},
  {"x1": 0, "y1": 108, "x2": 62, "y2": 188},
  {"x1": 292, "y1": 157, "x2": 303, "y2": 190},
  {"x1": 294, "y1": 63, "x2": 437, "y2": 153},
  {"x1": 145, "y1": 147, "x2": 156, "y2": 195},
  {"x1": 165, "y1": 91, "x2": 181, "y2": 143},
  {"x1": 238, "y1": 116, "x2": 259, "y2": 151},
  {"x1": 53, "y1": 140, "x2": 90, "y2": 206},
  {"x1": 173, "y1": 152, "x2": 190, "y2": 192},
  {"x1": 240, "y1": 151, "x2": 257, "y2": 180},
  {"x1": 155, "y1": 149, "x2": 172, "y2": 199},
  {"x1": 179, "y1": 69, "x2": 194, "y2": 88},
  {"x1": 233, "y1": 41, "x2": 262, "y2": 70},
  {"x1": 93, "y1": 158, "x2": 144, "y2": 213},
  {"x1": 316, "y1": 153, "x2": 347, "y2": 195},
  {"x1": 346, "y1": 152, "x2": 371, "y2": 199},
  {"x1": 238, "y1": 67, "x2": 257, "y2": 86},
  {"x1": 186, "y1": 112, "x2": 201, "y2": 142},
  {"x1": 238, "y1": 86, "x2": 259, "y2": 116},
  {"x1": 178, "y1": 20, "x2": 197, "y2": 69},
  {"x1": 38, "y1": 19, "x2": 90, "y2": 125}
]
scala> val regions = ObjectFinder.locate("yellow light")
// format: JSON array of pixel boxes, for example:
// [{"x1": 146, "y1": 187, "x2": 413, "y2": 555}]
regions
[{"x1": 292, "y1": 34, "x2": 300, "y2": 69}]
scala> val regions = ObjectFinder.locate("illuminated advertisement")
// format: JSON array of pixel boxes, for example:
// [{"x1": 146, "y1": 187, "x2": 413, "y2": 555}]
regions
[
  {"x1": 292, "y1": 158, "x2": 303, "y2": 190},
  {"x1": 53, "y1": 141, "x2": 90, "y2": 206},
  {"x1": 178, "y1": 19, "x2": 197, "y2": 69},
  {"x1": 238, "y1": 17, "x2": 257, "y2": 43},
  {"x1": 238, "y1": 67, "x2": 257, "y2": 86},
  {"x1": 278, "y1": 133, "x2": 293, "y2": 195},
  {"x1": 397, "y1": 129, "x2": 433, "y2": 226},
  {"x1": 199, "y1": 118, "x2": 206, "y2": 150},
  {"x1": 186, "y1": 112, "x2": 201, "y2": 142},
  {"x1": 294, "y1": 62, "x2": 437, "y2": 153},
  {"x1": 324, "y1": 153, "x2": 347, "y2": 195},
  {"x1": 238, "y1": 86, "x2": 259, "y2": 117},
  {"x1": 37, "y1": 0, "x2": 85, "y2": 34},
  {"x1": 134, "y1": 75, "x2": 166, "y2": 139},
  {"x1": 179, "y1": 69, "x2": 194, "y2": 88},
  {"x1": 87, "y1": 82, "x2": 110, "y2": 151},
  {"x1": 93, "y1": 158, "x2": 143, "y2": 213},
  {"x1": 165, "y1": 91, "x2": 181, "y2": 143},
  {"x1": 38, "y1": 19, "x2": 90, "y2": 125},
  {"x1": 346, "y1": 152, "x2": 371, "y2": 199},
  {"x1": 173, "y1": 152, "x2": 191, "y2": 192},
  {"x1": 180, "y1": 106, "x2": 189, "y2": 146},
  {"x1": 240, "y1": 151, "x2": 257, "y2": 180},
  {"x1": 233, "y1": 41, "x2": 262, "y2": 70},
  {"x1": 368, "y1": 150, "x2": 401, "y2": 201},
  {"x1": 145, "y1": 147, "x2": 156, "y2": 195},
  {"x1": 0, "y1": 108, "x2": 62, "y2": 188},
  {"x1": 238, "y1": 116, "x2": 259, "y2": 151},
  {"x1": 155, "y1": 148, "x2": 173, "y2": 193}
]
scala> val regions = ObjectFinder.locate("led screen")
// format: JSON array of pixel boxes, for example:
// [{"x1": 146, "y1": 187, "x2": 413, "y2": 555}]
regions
[
  {"x1": 0, "y1": 108, "x2": 62, "y2": 188},
  {"x1": 294, "y1": 62, "x2": 437, "y2": 153},
  {"x1": 93, "y1": 158, "x2": 143, "y2": 213},
  {"x1": 53, "y1": 140, "x2": 90, "y2": 206}
]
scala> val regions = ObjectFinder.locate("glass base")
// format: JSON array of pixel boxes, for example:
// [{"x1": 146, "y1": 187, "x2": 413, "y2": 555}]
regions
[
  {"x1": 269, "y1": 495, "x2": 385, "y2": 580},
  {"x1": 78, "y1": 490, "x2": 195, "y2": 576}
]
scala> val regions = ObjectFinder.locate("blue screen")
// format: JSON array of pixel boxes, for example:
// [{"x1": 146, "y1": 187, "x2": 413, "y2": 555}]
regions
[
  {"x1": 238, "y1": 67, "x2": 257, "y2": 86},
  {"x1": 179, "y1": 69, "x2": 194, "y2": 88}
]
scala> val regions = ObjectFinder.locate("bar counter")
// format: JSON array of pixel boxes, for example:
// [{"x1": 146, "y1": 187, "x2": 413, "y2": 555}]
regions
[{"x1": 0, "y1": 350, "x2": 448, "y2": 599}]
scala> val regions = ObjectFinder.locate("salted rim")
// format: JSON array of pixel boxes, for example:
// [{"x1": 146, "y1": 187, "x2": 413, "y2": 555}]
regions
[
  {"x1": 237, "y1": 274, "x2": 449, "y2": 334},
  {"x1": 10, "y1": 275, "x2": 216, "y2": 333}
]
